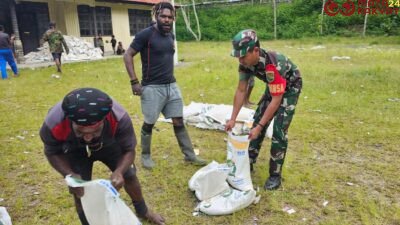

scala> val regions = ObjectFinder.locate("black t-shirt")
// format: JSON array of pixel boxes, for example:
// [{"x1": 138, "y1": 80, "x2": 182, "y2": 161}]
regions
[
  {"x1": 130, "y1": 26, "x2": 176, "y2": 86},
  {"x1": 0, "y1": 32, "x2": 10, "y2": 49},
  {"x1": 111, "y1": 38, "x2": 117, "y2": 46}
]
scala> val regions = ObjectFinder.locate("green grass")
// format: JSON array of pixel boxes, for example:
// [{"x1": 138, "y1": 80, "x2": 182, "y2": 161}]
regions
[{"x1": 0, "y1": 37, "x2": 399, "y2": 225}]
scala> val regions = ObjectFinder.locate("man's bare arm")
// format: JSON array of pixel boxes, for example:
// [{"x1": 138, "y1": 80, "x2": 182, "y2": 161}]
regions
[{"x1": 123, "y1": 47, "x2": 139, "y2": 81}]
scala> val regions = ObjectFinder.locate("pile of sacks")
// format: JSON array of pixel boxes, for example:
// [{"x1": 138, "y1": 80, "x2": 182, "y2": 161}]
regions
[
  {"x1": 159, "y1": 102, "x2": 273, "y2": 137},
  {"x1": 189, "y1": 133, "x2": 260, "y2": 215},
  {"x1": 24, "y1": 36, "x2": 103, "y2": 63}
]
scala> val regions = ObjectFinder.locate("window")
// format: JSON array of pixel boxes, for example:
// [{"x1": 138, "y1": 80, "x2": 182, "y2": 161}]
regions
[
  {"x1": 77, "y1": 5, "x2": 94, "y2": 36},
  {"x1": 128, "y1": 9, "x2": 151, "y2": 36},
  {"x1": 96, "y1": 7, "x2": 112, "y2": 35},
  {"x1": 77, "y1": 5, "x2": 112, "y2": 36}
]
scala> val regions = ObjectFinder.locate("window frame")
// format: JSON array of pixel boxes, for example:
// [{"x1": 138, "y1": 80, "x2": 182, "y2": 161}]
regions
[
  {"x1": 77, "y1": 5, "x2": 113, "y2": 37},
  {"x1": 128, "y1": 9, "x2": 152, "y2": 36}
]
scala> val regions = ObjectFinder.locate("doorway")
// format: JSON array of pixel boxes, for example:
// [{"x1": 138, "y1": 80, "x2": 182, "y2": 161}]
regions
[
  {"x1": 0, "y1": 0, "x2": 12, "y2": 35},
  {"x1": 16, "y1": 2, "x2": 50, "y2": 54}
]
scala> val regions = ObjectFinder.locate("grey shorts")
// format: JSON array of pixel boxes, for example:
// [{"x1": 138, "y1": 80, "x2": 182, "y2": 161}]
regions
[{"x1": 141, "y1": 82, "x2": 183, "y2": 124}]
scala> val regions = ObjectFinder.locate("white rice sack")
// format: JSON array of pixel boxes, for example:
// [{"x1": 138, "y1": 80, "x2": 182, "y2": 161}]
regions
[
  {"x1": 226, "y1": 133, "x2": 253, "y2": 191},
  {"x1": 198, "y1": 188, "x2": 257, "y2": 215},
  {"x1": 188, "y1": 161, "x2": 230, "y2": 201},
  {"x1": 0, "y1": 207, "x2": 12, "y2": 225},
  {"x1": 65, "y1": 176, "x2": 141, "y2": 225},
  {"x1": 206, "y1": 105, "x2": 254, "y2": 125}
]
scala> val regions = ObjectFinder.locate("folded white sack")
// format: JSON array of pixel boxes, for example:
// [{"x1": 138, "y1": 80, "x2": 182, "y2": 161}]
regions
[
  {"x1": 188, "y1": 161, "x2": 230, "y2": 201},
  {"x1": 197, "y1": 188, "x2": 257, "y2": 216},
  {"x1": 65, "y1": 176, "x2": 141, "y2": 225}
]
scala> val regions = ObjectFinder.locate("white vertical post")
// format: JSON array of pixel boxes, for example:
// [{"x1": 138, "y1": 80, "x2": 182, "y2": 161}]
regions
[
  {"x1": 362, "y1": 1, "x2": 369, "y2": 37},
  {"x1": 172, "y1": 0, "x2": 179, "y2": 65},
  {"x1": 273, "y1": 0, "x2": 277, "y2": 40},
  {"x1": 320, "y1": 0, "x2": 325, "y2": 35}
]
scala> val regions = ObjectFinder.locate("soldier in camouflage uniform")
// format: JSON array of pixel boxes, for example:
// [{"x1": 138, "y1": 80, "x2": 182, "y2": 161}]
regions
[
  {"x1": 41, "y1": 22, "x2": 69, "y2": 73},
  {"x1": 225, "y1": 29, "x2": 302, "y2": 190}
]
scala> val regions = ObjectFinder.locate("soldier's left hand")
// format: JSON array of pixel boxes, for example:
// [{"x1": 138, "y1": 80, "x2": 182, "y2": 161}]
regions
[
  {"x1": 110, "y1": 172, "x2": 124, "y2": 190},
  {"x1": 248, "y1": 126, "x2": 262, "y2": 140}
]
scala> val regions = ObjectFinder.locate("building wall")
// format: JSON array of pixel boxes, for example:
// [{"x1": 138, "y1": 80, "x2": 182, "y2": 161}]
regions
[{"x1": 22, "y1": 0, "x2": 152, "y2": 53}]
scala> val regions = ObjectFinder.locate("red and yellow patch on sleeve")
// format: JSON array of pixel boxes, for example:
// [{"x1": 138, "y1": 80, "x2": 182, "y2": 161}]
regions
[{"x1": 265, "y1": 64, "x2": 286, "y2": 96}]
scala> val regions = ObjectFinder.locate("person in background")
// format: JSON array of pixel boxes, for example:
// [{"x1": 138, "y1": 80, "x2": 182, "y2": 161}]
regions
[
  {"x1": 0, "y1": 25, "x2": 18, "y2": 79},
  {"x1": 97, "y1": 35, "x2": 105, "y2": 56},
  {"x1": 40, "y1": 22, "x2": 69, "y2": 73},
  {"x1": 39, "y1": 87, "x2": 165, "y2": 225},
  {"x1": 116, "y1": 41, "x2": 125, "y2": 55},
  {"x1": 111, "y1": 35, "x2": 117, "y2": 55},
  {"x1": 225, "y1": 29, "x2": 302, "y2": 190},
  {"x1": 123, "y1": 1, "x2": 207, "y2": 169},
  {"x1": 10, "y1": 33, "x2": 16, "y2": 58}
]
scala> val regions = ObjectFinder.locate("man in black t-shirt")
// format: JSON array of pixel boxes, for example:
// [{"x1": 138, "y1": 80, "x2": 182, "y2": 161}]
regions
[
  {"x1": 0, "y1": 25, "x2": 18, "y2": 79},
  {"x1": 111, "y1": 35, "x2": 117, "y2": 54},
  {"x1": 123, "y1": 2, "x2": 206, "y2": 169},
  {"x1": 40, "y1": 88, "x2": 165, "y2": 225}
]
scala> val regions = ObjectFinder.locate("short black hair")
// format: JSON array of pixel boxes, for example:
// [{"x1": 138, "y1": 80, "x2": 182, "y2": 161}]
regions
[
  {"x1": 152, "y1": 1, "x2": 175, "y2": 18},
  {"x1": 49, "y1": 21, "x2": 56, "y2": 28},
  {"x1": 0, "y1": 25, "x2": 4, "y2": 31}
]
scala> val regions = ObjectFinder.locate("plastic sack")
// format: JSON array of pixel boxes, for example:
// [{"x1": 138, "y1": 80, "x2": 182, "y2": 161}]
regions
[
  {"x1": 65, "y1": 176, "x2": 141, "y2": 225},
  {"x1": 226, "y1": 133, "x2": 253, "y2": 191},
  {"x1": 266, "y1": 119, "x2": 274, "y2": 139},
  {"x1": 197, "y1": 188, "x2": 257, "y2": 215},
  {"x1": 188, "y1": 161, "x2": 230, "y2": 201},
  {"x1": 0, "y1": 207, "x2": 12, "y2": 225}
]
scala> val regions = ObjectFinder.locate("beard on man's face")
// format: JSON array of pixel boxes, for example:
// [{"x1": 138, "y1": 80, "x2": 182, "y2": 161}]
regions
[{"x1": 157, "y1": 21, "x2": 172, "y2": 34}]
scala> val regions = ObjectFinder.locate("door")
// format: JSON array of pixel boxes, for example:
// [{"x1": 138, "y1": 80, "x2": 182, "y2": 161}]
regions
[
  {"x1": 0, "y1": 0, "x2": 12, "y2": 34},
  {"x1": 16, "y1": 2, "x2": 49, "y2": 54},
  {"x1": 18, "y1": 13, "x2": 39, "y2": 54}
]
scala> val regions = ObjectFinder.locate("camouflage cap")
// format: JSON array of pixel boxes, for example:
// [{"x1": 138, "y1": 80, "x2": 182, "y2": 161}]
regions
[{"x1": 231, "y1": 29, "x2": 258, "y2": 58}]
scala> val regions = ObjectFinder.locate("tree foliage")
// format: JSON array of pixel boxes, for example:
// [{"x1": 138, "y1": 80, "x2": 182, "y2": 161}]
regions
[{"x1": 175, "y1": 0, "x2": 400, "y2": 41}]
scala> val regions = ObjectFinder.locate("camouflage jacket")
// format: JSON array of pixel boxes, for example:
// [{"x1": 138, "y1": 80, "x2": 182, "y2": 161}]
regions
[
  {"x1": 41, "y1": 29, "x2": 69, "y2": 53},
  {"x1": 238, "y1": 48, "x2": 302, "y2": 95}
]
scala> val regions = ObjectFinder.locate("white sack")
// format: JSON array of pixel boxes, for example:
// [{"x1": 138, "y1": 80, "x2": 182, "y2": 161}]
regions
[
  {"x1": 197, "y1": 188, "x2": 257, "y2": 215},
  {"x1": 226, "y1": 133, "x2": 253, "y2": 191},
  {"x1": 266, "y1": 119, "x2": 274, "y2": 138},
  {"x1": 188, "y1": 161, "x2": 230, "y2": 201},
  {"x1": 65, "y1": 176, "x2": 141, "y2": 225},
  {"x1": 0, "y1": 207, "x2": 12, "y2": 225},
  {"x1": 205, "y1": 104, "x2": 254, "y2": 124},
  {"x1": 158, "y1": 102, "x2": 274, "y2": 138}
]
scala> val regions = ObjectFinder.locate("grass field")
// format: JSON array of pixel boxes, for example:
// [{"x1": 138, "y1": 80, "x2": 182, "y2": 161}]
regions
[{"x1": 0, "y1": 36, "x2": 399, "y2": 225}]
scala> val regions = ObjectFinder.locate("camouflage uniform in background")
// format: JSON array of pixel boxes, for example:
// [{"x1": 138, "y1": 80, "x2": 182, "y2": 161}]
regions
[
  {"x1": 41, "y1": 29, "x2": 69, "y2": 54},
  {"x1": 238, "y1": 49, "x2": 302, "y2": 177}
]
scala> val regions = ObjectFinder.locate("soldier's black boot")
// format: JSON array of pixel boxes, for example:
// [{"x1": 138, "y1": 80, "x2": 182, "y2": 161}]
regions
[
  {"x1": 265, "y1": 152, "x2": 285, "y2": 190},
  {"x1": 264, "y1": 175, "x2": 281, "y2": 190},
  {"x1": 249, "y1": 158, "x2": 256, "y2": 173}
]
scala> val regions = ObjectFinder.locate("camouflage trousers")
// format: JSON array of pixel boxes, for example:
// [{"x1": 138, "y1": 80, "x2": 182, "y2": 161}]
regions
[{"x1": 249, "y1": 88, "x2": 300, "y2": 176}]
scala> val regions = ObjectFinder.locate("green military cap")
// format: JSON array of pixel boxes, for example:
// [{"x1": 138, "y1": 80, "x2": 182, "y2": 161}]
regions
[{"x1": 231, "y1": 29, "x2": 258, "y2": 58}]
